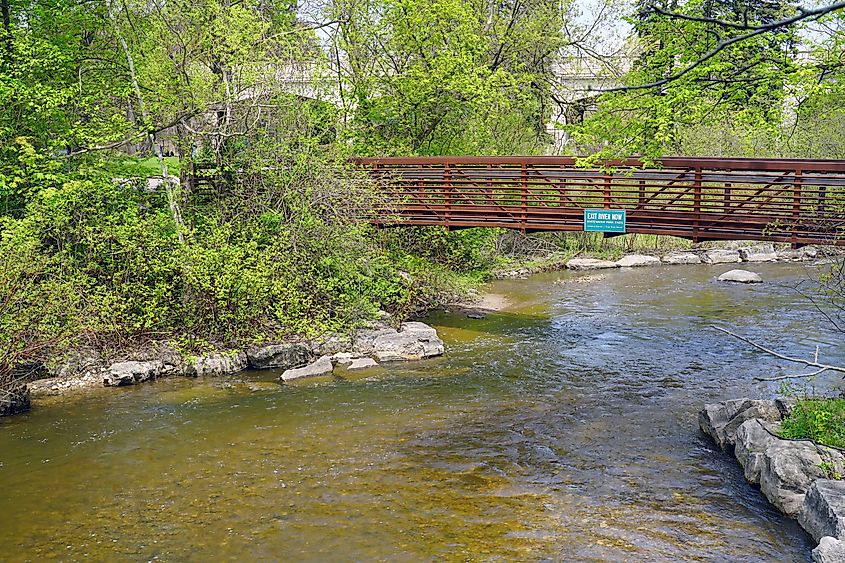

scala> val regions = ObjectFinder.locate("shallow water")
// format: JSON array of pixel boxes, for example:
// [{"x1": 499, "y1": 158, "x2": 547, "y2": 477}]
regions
[{"x1": 2, "y1": 263, "x2": 843, "y2": 562}]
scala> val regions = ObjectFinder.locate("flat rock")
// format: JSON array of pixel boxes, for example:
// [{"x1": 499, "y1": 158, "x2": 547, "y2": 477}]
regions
[
  {"x1": 739, "y1": 244, "x2": 777, "y2": 262},
  {"x1": 566, "y1": 258, "x2": 619, "y2": 270},
  {"x1": 813, "y1": 537, "x2": 845, "y2": 563},
  {"x1": 734, "y1": 419, "x2": 778, "y2": 484},
  {"x1": 704, "y1": 249, "x2": 742, "y2": 264},
  {"x1": 372, "y1": 322, "x2": 445, "y2": 361},
  {"x1": 347, "y1": 358, "x2": 379, "y2": 371},
  {"x1": 616, "y1": 254, "x2": 661, "y2": 267},
  {"x1": 185, "y1": 352, "x2": 247, "y2": 377},
  {"x1": 247, "y1": 343, "x2": 311, "y2": 370},
  {"x1": 800, "y1": 480, "x2": 845, "y2": 542},
  {"x1": 661, "y1": 252, "x2": 701, "y2": 265},
  {"x1": 281, "y1": 355, "x2": 333, "y2": 381},
  {"x1": 104, "y1": 360, "x2": 164, "y2": 386},
  {"x1": 718, "y1": 269, "x2": 763, "y2": 283},
  {"x1": 699, "y1": 399, "x2": 782, "y2": 449}
]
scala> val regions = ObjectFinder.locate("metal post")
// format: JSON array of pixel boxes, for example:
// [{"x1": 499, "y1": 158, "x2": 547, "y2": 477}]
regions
[{"x1": 693, "y1": 167, "x2": 702, "y2": 243}]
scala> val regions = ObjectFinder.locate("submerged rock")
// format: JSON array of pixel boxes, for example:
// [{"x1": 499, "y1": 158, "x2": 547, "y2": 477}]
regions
[
  {"x1": 104, "y1": 360, "x2": 165, "y2": 386},
  {"x1": 699, "y1": 399, "x2": 781, "y2": 449},
  {"x1": 813, "y1": 536, "x2": 845, "y2": 563},
  {"x1": 0, "y1": 384, "x2": 31, "y2": 416},
  {"x1": 661, "y1": 252, "x2": 701, "y2": 265},
  {"x1": 800, "y1": 480, "x2": 845, "y2": 542},
  {"x1": 372, "y1": 322, "x2": 445, "y2": 361},
  {"x1": 280, "y1": 355, "x2": 333, "y2": 381},
  {"x1": 565, "y1": 258, "x2": 619, "y2": 270},
  {"x1": 717, "y1": 269, "x2": 763, "y2": 283},
  {"x1": 246, "y1": 343, "x2": 311, "y2": 370},
  {"x1": 703, "y1": 249, "x2": 742, "y2": 264},
  {"x1": 615, "y1": 254, "x2": 661, "y2": 267}
]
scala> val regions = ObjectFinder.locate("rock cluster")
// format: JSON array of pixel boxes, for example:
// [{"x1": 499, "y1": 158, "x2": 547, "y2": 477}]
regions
[{"x1": 700, "y1": 398, "x2": 845, "y2": 561}]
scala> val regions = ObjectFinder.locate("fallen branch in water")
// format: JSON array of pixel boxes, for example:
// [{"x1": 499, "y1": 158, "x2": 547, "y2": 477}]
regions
[{"x1": 711, "y1": 325, "x2": 845, "y2": 381}]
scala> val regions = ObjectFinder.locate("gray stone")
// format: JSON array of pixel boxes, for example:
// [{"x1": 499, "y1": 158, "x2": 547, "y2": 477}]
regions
[
  {"x1": 739, "y1": 244, "x2": 777, "y2": 262},
  {"x1": 616, "y1": 254, "x2": 661, "y2": 267},
  {"x1": 352, "y1": 326, "x2": 401, "y2": 356},
  {"x1": 185, "y1": 352, "x2": 247, "y2": 377},
  {"x1": 565, "y1": 258, "x2": 619, "y2": 270},
  {"x1": 813, "y1": 537, "x2": 845, "y2": 563},
  {"x1": 759, "y1": 439, "x2": 826, "y2": 516},
  {"x1": 661, "y1": 252, "x2": 702, "y2": 265},
  {"x1": 800, "y1": 480, "x2": 845, "y2": 542},
  {"x1": 777, "y1": 246, "x2": 820, "y2": 262},
  {"x1": 699, "y1": 399, "x2": 782, "y2": 449},
  {"x1": 717, "y1": 269, "x2": 763, "y2": 283},
  {"x1": 311, "y1": 334, "x2": 353, "y2": 356},
  {"x1": 734, "y1": 419, "x2": 778, "y2": 484},
  {"x1": 104, "y1": 360, "x2": 164, "y2": 386},
  {"x1": 330, "y1": 352, "x2": 357, "y2": 365},
  {"x1": 703, "y1": 249, "x2": 742, "y2": 264},
  {"x1": 347, "y1": 358, "x2": 379, "y2": 371},
  {"x1": 372, "y1": 322, "x2": 445, "y2": 361},
  {"x1": 246, "y1": 343, "x2": 311, "y2": 370},
  {"x1": 281, "y1": 355, "x2": 333, "y2": 381},
  {"x1": 0, "y1": 384, "x2": 30, "y2": 416}
]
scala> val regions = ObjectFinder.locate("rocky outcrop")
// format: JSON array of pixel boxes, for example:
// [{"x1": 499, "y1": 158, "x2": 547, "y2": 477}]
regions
[
  {"x1": 717, "y1": 269, "x2": 763, "y2": 283},
  {"x1": 759, "y1": 439, "x2": 829, "y2": 516},
  {"x1": 370, "y1": 322, "x2": 445, "y2": 361},
  {"x1": 800, "y1": 480, "x2": 845, "y2": 542},
  {"x1": 0, "y1": 384, "x2": 31, "y2": 416},
  {"x1": 565, "y1": 258, "x2": 619, "y2": 270},
  {"x1": 734, "y1": 419, "x2": 778, "y2": 483},
  {"x1": 703, "y1": 249, "x2": 742, "y2": 264},
  {"x1": 246, "y1": 343, "x2": 311, "y2": 370},
  {"x1": 104, "y1": 360, "x2": 166, "y2": 386},
  {"x1": 280, "y1": 355, "x2": 333, "y2": 381},
  {"x1": 813, "y1": 537, "x2": 845, "y2": 563},
  {"x1": 661, "y1": 252, "x2": 701, "y2": 265},
  {"x1": 347, "y1": 358, "x2": 379, "y2": 371},
  {"x1": 699, "y1": 398, "x2": 782, "y2": 449},
  {"x1": 615, "y1": 254, "x2": 661, "y2": 267},
  {"x1": 184, "y1": 352, "x2": 247, "y2": 377},
  {"x1": 739, "y1": 244, "x2": 777, "y2": 262}
]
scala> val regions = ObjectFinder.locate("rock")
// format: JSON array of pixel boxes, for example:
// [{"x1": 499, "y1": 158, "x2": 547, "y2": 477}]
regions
[
  {"x1": 661, "y1": 252, "x2": 702, "y2": 265},
  {"x1": 311, "y1": 334, "x2": 353, "y2": 356},
  {"x1": 104, "y1": 360, "x2": 164, "y2": 386},
  {"x1": 565, "y1": 258, "x2": 619, "y2": 270},
  {"x1": 803, "y1": 246, "x2": 820, "y2": 260},
  {"x1": 353, "y1": 325, "x2": 401, "y2": 356},
  {"x1": 281, "y1": 355, "x2": 333, "y2": 381},
  {"x1": 717, "y1": 269, "x2": 763, "y2": 283},
  {"x1": 778, "y1": 245, "x2": 820, "y2": 262},
  {"x1": 185, "y1": 352, "x2": 247, "y2": 377},
  {"x1": 739, "y1": 244, "x2": 777, "y2": 262},
  {"x1": 734, "y1": 419, "x2": 778, "y2": 484},
  {"x1": 246, "y1": 343, "x2": 311, "y2": 370},
  {"x1": 703, "y1": 249, "x2": 742, "y2": 264},
  {"x1": 759, "y1": 439, "x2": 827, "y2": 516},
  {"x1": 330, "y1": 352, "x2": 357, "y2": 365},
  {"x1": 0, "y1": 384, "x2": 31, "y2": 416},
  {"x1": 699, "y1": 399, "x2": 782, "y2": 449},
  {"x1": 800, "y1": 480, "x2": 845, "y2": 542},
  {"x1": 813, "y1": 537, "x2": 845, "y2": 563},
  {"x1": 466, "y1": 311, "x2": 487, "y2": 320},
  {"x1": 372, "y1": 321, "x2": 445, "y2": 361},
  {"x1": 615, "y1": 254, "x2": 661, "y2": 267},
  {"x1": 776, "y1": 397, "x2": 798, "y2": 418},
  {"x1": 347, "y1": 358, "x2": 379, "y2": 371}
]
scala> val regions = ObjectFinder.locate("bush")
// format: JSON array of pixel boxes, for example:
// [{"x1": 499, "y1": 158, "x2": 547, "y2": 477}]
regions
[{"x1": 780, "y1": 398, "x2": 845, "y2": 450}]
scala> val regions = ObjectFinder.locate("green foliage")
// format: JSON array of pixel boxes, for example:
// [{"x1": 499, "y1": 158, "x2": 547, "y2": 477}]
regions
[{"x1": 781, "y1": 398, "x2": 845, "y2": 450}]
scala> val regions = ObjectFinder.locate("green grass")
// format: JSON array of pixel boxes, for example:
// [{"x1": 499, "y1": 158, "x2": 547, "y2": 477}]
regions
[
  {"x1": 780, "y1": 398, "x2": 845, "y2": 450},
  {"x1": 129, "y1": 156, "x2": 181, "y2": 177}
]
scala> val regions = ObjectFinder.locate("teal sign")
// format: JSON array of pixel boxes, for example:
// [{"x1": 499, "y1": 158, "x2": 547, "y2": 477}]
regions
[{"x1": 584, "y1": 209, "x2": 626, "y2": 233}]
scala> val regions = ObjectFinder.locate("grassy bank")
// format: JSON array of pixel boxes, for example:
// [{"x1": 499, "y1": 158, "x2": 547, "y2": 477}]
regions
[{"x1": 781, "y1": 397, "x2": 845, "y2": 452}]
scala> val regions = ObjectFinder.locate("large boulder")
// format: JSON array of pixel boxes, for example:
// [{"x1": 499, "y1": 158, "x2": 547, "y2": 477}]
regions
[
  {"x1": 734, "y1": 419, "x2": 778, "y2": 484},
  {"x1": 281, "y1": 355, "x2": 333, "y2": 381},
  {"x1": 759, "y1": 439, "x2": 827, "y2": 516},
  {"x1": 616, "y1": 255, "x2": 661, "y2": 267},
  {"x1": 717, "y1": 269, "x2": 763, "y2": 284},
  {"x1": 246, "y1": 343, "x2": 311, "y2": 370},
  {"x1": 565, "y1": 258, "x2": 619, "y2": 270},
  {"x1": 184, "y1": 352, "x2": 247, "y2": 377},
  {"x1": 352, "y1": 326, "x2": 401, "y2": 356},
  {"x1": 0, "y1": 384, "x2": 31, "y2": 416},
  {"x1": 703, "y1": 249, "x2": 742, "y2": 264},
  {"x1": 800, "y1": 480, "x2": 845, "y2": 542},
  {"x1": 661, "y1": 252, "x2": 701, "y2": 265},
  {"x1": 739, "y1": 244, "x2": 777, "y2": 262},
  {"x1": 699, "y1": 399, "x2": 782, "y2": 449},
  {"x1": 813, "y1": 537, "x2": 845, "y2": 563},
  {"x1": 371, "y1": 322, "x2": 445, "y2": 361},
  {"x1": 104, "y1": 360, "x2": 165, "y2": 386}
]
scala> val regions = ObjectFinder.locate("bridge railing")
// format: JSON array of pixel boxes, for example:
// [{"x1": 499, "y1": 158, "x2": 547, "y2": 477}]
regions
[{"x1": 355, "y1": 156, "x2": 845, "y2": 246}]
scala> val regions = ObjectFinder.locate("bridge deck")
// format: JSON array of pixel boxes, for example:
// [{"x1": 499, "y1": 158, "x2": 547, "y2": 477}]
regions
[{"x1": 356, "y1": 157, "x2": 845, "y2": 246}]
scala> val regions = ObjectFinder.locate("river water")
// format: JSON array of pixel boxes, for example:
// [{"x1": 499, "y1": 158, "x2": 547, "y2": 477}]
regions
[{"x1": 2, "y1": 263, "x2": 843, "y2": 562}]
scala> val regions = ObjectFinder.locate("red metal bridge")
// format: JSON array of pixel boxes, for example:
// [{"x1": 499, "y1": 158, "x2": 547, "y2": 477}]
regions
[{"x1": 357, "y1": 156, "x2": 845, "y2": 246}]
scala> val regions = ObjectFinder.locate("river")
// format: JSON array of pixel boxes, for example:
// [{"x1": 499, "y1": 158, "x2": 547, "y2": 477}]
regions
[{"x1": 1, "y1": 263, "x2": 843, "y2": 561}]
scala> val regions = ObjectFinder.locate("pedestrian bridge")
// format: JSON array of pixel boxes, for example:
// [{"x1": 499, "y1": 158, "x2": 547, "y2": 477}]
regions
[{"x1": 355, "y1": 156, "x2": 845, "y2": 246}]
